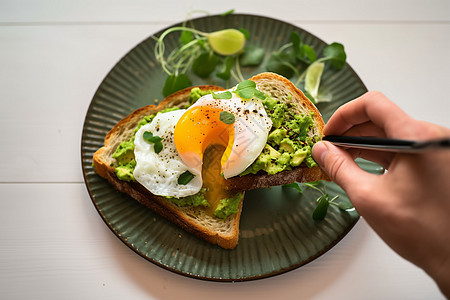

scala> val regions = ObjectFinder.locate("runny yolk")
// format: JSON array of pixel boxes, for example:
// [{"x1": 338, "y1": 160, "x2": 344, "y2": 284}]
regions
[
  {"x1": 174, "y1": 106, "x2": 235, "y2": 172},
  {"x1": 202, "y1": 144, "x2": 232, "y2": 215},
  {"x1": 174, "y1": 106, "x2": 235, "y2": 213}
]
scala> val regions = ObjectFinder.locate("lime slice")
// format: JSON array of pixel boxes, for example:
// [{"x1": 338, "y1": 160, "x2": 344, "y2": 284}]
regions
[
  {"x1": 207, "y1": 29, "x2": 245, "y2": 56},
  {"x1": 305, "y1": 61, "x2": 325, "y2": 99}
]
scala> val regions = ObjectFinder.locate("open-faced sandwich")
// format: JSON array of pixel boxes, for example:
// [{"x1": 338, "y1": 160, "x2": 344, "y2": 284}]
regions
[{"x1": 93, "y1": 72, "x2": 328, "y2": 249}]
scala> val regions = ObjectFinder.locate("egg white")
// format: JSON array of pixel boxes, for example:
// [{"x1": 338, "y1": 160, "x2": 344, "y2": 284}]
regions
[
  {"x1": 133, "y1": 109, "x2": 202, "y2": 198},
  {"x1": 189, "y1": 89, "x2": 272, "y2": 178}
]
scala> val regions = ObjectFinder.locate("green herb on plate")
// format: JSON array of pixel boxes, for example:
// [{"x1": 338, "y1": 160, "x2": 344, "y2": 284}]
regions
[
  {"x1": 154, "y1": 10, "x2": 251, "y2": 97},
  {"x1": 304, "y1": 182, "x2": 353, "y2": 221},
  {"x1": 266, "y1": 31, "x2": 347, "y2": 103},
  {"x1": 284, "y1": 181, "x2": 353, "y2": 221},
  {"x1": 282, "y1": 182, "x2": 303, "y2": 193}
]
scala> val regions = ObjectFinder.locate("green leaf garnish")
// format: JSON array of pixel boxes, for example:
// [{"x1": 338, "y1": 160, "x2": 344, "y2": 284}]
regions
[
  {"x1": 220, "y1": 9, "x2": 235, "y2": 16},
  {"x1": 290, "y1": 32, "x2": 316, "y2": 64},
  {"x1": 219, "y1": 111, "x2": 235, "y2": 124},
  {"x1": 266, "y1": 51, "x2": 297, "y2": 78},
  {"x1": 162, "y1": 74, "x2": 191, "y2": 97},
  {"x1": 282, "y1": 182, "x2": 303, "y2": 193},
  {"x1": 302, "y1": 44, "x2": 317, "y2": 63},
  {"x1": 143, "y1": 131, "x2": 161, "y2": 143},
  {"x1": 143, "y1": 131, "x2": 163, "y2": 154},
  {"x1": 239, "y1": 45, "x2": 265, "y2": 67},
  {"x1": 312, "y1": 195, "x2": 330, "y2": 221},
  {"x1": 153, "y1": 141, "x2": 163, "y2": 154},
  {"x1": 192, "y1": 52, "x2": 220, "y2": 78},
  {"x1": 216, "y1": 56, "x2": 234, "y2": 80},
  {"x1": 179, "y1": 30, "x2": 194, "y2": 46},
  {"x1": 213, "y1": 91, "x2": 232, "y2": 99},
  {"x1": 305, "y1": 181, "x2": 348, "y2": 220},
  {"x1": 238, "y1": 28, "x2": 250, "y2": 40},
  {"x1": 178, "y1": 170, "x2": 195, "y2": 185},
  {"x1": 233, "y1": 80, "x2": 266, "y2": 100},
  {"x1": 321, "y1": 42, "x2": 346, "y2": 69}
]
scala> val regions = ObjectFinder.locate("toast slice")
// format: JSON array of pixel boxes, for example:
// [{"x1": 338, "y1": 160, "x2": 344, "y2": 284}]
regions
[
  {"x1": 93, "y1": 72, "x2": 328, "y2": 249},
  {"x1": 93, "y1": 85, "x2": 244, "y2": 249},
  {"x1": 224, "y1": 72, "x2": 328, "y2": 190}
]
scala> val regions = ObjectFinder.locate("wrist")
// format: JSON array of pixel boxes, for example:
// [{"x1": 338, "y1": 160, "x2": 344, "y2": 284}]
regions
[{"x1": 425, "y1": 253, "x2": 450, "y2": 298}]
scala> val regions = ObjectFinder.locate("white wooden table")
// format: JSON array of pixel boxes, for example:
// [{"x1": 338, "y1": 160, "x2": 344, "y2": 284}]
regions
[{"x1": 1, "y1": 1, "x2": 449, "y2": 299}]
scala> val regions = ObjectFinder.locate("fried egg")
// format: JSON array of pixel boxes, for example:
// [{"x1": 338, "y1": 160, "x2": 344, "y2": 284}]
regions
[
  {"x1": 133, "y1": 85, "x2": 272, "y2": 199},
  {"x1": 174, "y1": 87, "x2": 272, "y2": 179},
  {"x1": 133, "y1": 110, "x2": 202, "y2": 198}
]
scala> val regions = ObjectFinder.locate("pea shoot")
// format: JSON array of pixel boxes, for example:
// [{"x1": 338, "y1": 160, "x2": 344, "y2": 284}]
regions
[
  {"x1": 283, "y1": 181, "x2": 354, "y2": 221},
  {"x1": 266, "y1": 32, "x2": 347, "y2": 103},
  {"x1": 154, "y1": 14, "x2": 249, "y2": 96},
  {"x1": 153, "y1": 10, "x2": 348, "y2": 104}
]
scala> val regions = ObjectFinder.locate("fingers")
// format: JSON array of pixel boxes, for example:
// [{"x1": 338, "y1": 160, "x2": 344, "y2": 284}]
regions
[
  {"x1": 342, "y1": 121, "x2": 387, "y2": 138},
  {"x1": 312, "y1": 141, "x2": 377, "y2": 193},
  {"x1": 324, "y1": 91, "x2": 411, "y2": 138},
  {"x1": 346, "y1": 148, "x2": 395, "y2": 170}
]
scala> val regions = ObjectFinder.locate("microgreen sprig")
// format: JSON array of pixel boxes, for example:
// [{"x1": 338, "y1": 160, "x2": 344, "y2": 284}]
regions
[
  {"x1": 266, "y1": 32, "x2": 347, "y2": 103},
  {"x1": 153, "y1": 13, "x2": 249, "y2": 97},
  {"x1": 304, "y1": 182, "x2": 354, "y2": 221},
  {"x1": 283, "y1": 181, "x2": 353, "y2": 221},
  {"x1": 143, "y1": 131, "x2": 163, "y2": 154}
]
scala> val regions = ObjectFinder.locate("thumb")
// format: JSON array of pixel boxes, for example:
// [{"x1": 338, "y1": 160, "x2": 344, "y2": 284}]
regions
[{"x1": 312, "y1": 141, "x2": 374, "y2": 192}]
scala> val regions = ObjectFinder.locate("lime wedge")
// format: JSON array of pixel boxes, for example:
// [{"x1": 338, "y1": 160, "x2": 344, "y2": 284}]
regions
[
  {"x1": 207, "y1": 29, "x2": 245, "y2": 56},
  {"x1": 305, "y1": 61, "x2": 325, "y2": 99}
]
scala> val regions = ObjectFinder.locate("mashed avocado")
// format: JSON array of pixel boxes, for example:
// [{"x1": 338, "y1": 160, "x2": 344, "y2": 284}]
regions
[
  {"x1": 168, "y1": 189, "x2": 243, "y2": 220},
  {"x1": 214, "y1": 192, "x2": 243, "y2": 219},
  {"x1": 167, "y1": 188, "x2": 209, "y2": 207},
  {"x1": 240, "y1": 95, "x2": 319, "y2": 176},
  {"x1": 189, "y1": 87, "x2": 212, "y2": 105},
  {"x1": 112, "y1": 107, "x2": 181, "y2": 181},
  {"x1": 110, "y1": 88, "x2": 318, "y2": 218},
  {"x1": 111, "y1": 89, "x2": 241, "y2": 219}
]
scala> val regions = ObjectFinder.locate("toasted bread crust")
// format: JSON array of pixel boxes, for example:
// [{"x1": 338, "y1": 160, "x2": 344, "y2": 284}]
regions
[
  {"x1": 102, "y1": 166, "x2": 243, "y2": 249},
  {"x1": 249, "y1": 72, "x2": 325, "y2": 135},
  {"x1": 93, "y1": 73, "x2": 328, "y2": 249},
  {"x1": 93, "y1": 85, "x2": 243, "y2": 249},
  {"x1": 223, "y1": 72, "x2": 329, "y2": 190}
]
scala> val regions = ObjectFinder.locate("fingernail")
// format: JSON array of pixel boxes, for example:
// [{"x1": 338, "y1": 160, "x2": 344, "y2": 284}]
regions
[{"x1": 312, "y1": 142, "x2": 329, "y2": 165}]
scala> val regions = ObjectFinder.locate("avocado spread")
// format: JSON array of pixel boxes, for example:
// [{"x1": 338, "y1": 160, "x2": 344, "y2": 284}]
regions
[
  {"x1": 111, "y1": 88, "x2": 319, "y2": 218},
  {"x1": 111, "y1": 89, "x2": 241, "y2": 219},
  {"x1": 240, "y1": 95, "x2": 319, "y2": 176},
  {"x1": 166, "y1": 188, "x2": 209, "y2": 207},
  {"x1": 214, "y1": 192, "x2": 242, "y2": 219}
]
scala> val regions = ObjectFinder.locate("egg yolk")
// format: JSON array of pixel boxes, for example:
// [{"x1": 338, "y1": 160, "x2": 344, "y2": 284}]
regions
[
  {"x1": 201, "y1": 144, "x2": 232, "y2": 215},
  {"x1": 174, "y1": 106, "x2": 236, "y2": 214},
  {"x1": 174, "y1": 106, "x2": 235, "y2": 172}
]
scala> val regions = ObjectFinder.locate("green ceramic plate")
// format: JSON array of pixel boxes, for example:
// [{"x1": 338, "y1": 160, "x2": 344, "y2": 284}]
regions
[{"x1": 81, "y1": 14, "x2": 383, "y2": 281}]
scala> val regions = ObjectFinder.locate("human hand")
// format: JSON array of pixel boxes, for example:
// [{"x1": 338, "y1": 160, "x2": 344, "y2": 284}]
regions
[{"x1": 312, "y1": 91, "x2": 450, "y2": 297}]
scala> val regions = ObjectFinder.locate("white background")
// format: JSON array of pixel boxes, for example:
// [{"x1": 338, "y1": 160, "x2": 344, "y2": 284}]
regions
[{"x1": 1, "y1": 0, "x2": 449, "y2": 299}]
